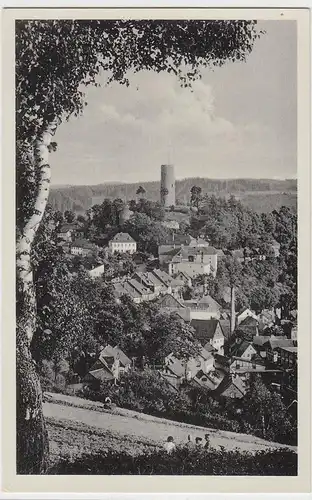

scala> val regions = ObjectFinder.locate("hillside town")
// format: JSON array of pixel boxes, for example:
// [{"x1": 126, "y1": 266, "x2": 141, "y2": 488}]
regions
[
  {"x1": 35, "y1": 165, "x2": 298, "y2": 444},
  {"x1": 15, "y1": 18, "x2": 299, "y2": 478}
]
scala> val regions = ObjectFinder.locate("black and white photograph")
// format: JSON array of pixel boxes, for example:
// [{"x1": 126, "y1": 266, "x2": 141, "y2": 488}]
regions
[{"x1": 6, "y1": 7, "x2": 310, "y2": 488}]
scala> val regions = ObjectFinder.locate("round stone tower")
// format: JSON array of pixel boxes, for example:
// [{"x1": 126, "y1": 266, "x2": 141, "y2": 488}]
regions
[{"x1": 160, "y1": 164, "x2": 175, "y2": 208}]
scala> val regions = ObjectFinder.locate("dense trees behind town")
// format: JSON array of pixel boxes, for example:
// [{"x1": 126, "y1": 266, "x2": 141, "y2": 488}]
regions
[{"x1": 49, "y1": 178, "x2": 297, "y2": 214}]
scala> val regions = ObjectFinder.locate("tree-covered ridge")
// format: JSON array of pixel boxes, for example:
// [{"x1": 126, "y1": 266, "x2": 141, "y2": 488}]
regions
[{"x1": 48, "y1": 177, "x2": 297, "y2": 213}]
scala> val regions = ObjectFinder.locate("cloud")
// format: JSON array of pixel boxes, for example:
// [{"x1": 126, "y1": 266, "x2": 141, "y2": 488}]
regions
[{"x1": 95, "y1": 72, "x2": 235, "y2": 153}]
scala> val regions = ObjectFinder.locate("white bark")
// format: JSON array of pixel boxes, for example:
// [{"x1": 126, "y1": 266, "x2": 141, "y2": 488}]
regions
[{"x1": 16, "y1": 118, "x2": 59, "y2": 342}]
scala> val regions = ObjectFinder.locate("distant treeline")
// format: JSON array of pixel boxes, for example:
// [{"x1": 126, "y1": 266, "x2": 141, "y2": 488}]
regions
[{"x1": 49, "y1": 178, "x2": 297, "y2": 214}]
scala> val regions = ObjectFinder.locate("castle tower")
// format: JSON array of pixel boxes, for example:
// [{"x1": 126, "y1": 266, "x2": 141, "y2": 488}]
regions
[{"x1": 160, "y1": 164, "x2": 175, "y2": 207}]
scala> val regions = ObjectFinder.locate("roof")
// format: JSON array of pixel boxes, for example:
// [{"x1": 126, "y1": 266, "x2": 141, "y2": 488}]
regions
[
  {"x1": 71, "y1": 239, "x2": 96, "y2": 250},
  {"x1": 175, "y1": 269, "x2": 192, "y2": 281},
  {"x1": 231, "y1": 340, "x2": 255, "y2": 358},
  {"x1": 199, "y1": 347, "x2": 213, "y2": 361},
  {"x1": 239, "y1": 316, "x2": 259, "y2": 327},
  {"x1": 128, "y1": 279, "x2": 151, "y2": 296},
  {"x1": 113, "y1": 345, "x2": 132, "y2": 366},
  {"x1": 118, "y1": 281, "x2": 142, "y2": 299},
  {"x1": 99, "y1": 344, "x2": 131, "y2": 367},
  {"x1": 59, "y1": 223, "x2": 78, "y2": 233},
  {"x1": 87, "y1": 367, "x2": 114, "y2": 382},
  {"x1": 159, "y1": 234, "x2": 193, "y2": 246},
  {"x1": 173, "y1": 308, "x2": 191, "y2": 322},
  {"x1": 152, "y1": 269, "x2": 172, "y2": 285},
  {"x1": 111, "y1": 232, "x2": 135, "y2": 243},
  {"x1": 183, "y1": 295, "x2": 221, "y2": 313},
  {"x1": 252, "y1": 335, "x2": 272, "y2": 347},
  {"x1": 165, "y1": 355, "x2": 185, "y2": 378},
  {"x1": 134, "y1": 272, "x2": 156, "y2": 288},
  {"x1": 189, "y1": 237, "x2": 208, "y2": 246},
  {"x1": 170, "y1": 277, "x2": 185, "y2": 288},
  {"x1": 203, "y1": 343, "x2": 218, "y2": 354},
  {"x1": 269, "y1": 338, "x2": 296, "y2": 350},
  {"x1": 278, "y1": 346, "x2": 298, "y2": 354},
  {"x1": 180, "y1": 246, "x2": 218, "y2": 258},
  {"x1": 223, "y1": 376, "x2": 246, "y2": 397},
  {"x1": 219, "y1": 319, "x2": 231, "y2": 340},
  {"x1": 191, "y1": 319, "x2": 222, "y2": 343},
  {"x1": 158, "y1": 293, "x2": 185, "y2": 309},
  {"x1": 216, "y1": 249, "x2": 225, "y2": 257},
  {"x1": 158, "y1": 246, "x2": 181, "y2": 257},
  {"x1": 237, "y1": 307, "x2": 255, "y2": 317}
]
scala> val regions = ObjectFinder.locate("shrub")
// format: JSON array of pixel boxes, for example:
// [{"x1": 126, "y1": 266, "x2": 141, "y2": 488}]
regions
[{"x1": 49, "y1": 446, "x2": 297, "y2": 476}]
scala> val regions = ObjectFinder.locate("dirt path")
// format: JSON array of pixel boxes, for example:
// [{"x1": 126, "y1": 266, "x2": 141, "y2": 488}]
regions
[{"x1": 43, "y1": 393, "x2": 297, "y2": 456}]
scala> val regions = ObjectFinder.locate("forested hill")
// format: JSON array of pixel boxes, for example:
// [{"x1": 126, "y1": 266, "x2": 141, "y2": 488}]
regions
[{"x1": 49, "y1": 177, "x2": 297, "y2": 214}]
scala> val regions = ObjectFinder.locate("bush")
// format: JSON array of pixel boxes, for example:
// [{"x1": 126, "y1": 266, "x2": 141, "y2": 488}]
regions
[
  {"x1": 49, "y1": 446, "x2": 297, "y2": 476},
  {"x1": 80, "y1": 371, "x2": 258, "y2": 435}
]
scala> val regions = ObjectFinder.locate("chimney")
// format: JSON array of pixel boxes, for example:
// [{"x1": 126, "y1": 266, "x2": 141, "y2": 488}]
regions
[{"x1": 230, "y1": 286, "x2": 236, "y2": 336}]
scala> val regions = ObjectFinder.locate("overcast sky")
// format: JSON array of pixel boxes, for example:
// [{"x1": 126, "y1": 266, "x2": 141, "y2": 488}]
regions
[{"x1": 50, "y1": 20, "x2": 297, "y2": 186}]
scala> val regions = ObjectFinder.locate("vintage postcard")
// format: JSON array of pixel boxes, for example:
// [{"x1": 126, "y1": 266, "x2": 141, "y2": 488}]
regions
[{"x1": 1, "y1": 5, "x2": 311, "y2": 495}]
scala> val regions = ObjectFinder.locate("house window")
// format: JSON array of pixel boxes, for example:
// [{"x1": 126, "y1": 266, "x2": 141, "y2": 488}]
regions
[{"x1": 188, "y1": 255, "x2": 194, "y2": 262}]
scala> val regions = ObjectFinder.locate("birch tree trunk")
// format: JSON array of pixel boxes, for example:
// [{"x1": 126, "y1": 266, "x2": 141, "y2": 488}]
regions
[{"x1": 16, "y1": 118, "x2": 58, "y2": 474}]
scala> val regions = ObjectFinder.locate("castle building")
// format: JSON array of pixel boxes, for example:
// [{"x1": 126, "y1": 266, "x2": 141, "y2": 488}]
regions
[{"x1": 160, "y1": 164, "x2": 175, "y2": 207}]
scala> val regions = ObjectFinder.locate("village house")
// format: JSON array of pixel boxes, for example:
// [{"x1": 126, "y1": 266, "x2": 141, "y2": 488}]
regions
[
  {"x1": 236, "y1": 308, "x2": 259, "y2": 326},
  {"x1": 113, "y1": 269, "x2": 180, "y2": 304},
  {"x1": 219, "y1": 318, "x2": 231, "y2": 341},
  {"x1": 236, "y1": 315, "x2": 259, "y2": 338},
  {"x1": 162, "y1": 355, "x2": 186, "y2": 389},
  {"x1": 113, "y1": 281, "x2": 144, "y2": 304},
  {"x1": 161, "y1": 220, "x2": 180, "y2": 230},
  {"x1": 188, "y1": 237, "x2": 211, "y2": 248},
  {"x1": 162, "y1": 347, "x2": 216, "y2": 390},
  {"x1": 158, "y1": 234, "x2": 194, "y2": 266},
  {"x1": 58, "y1": 223, "x2": 78, "y2": 242},
  {"x1": 173, "y1": 269, "x2": 193, "y2": 288},
  {"x1": 252, "y1": 335, "x2": 273, "y2": 358},
  {"x1": 70, "y1": 239, "x2": 98, "y2": 257},
  {"x1": 158, "y1": 235, "x2": 212, "y2": 267},
  {"x1": 168, "y1": 246, "x2": 218, "y2": 278},
  {"x1": 265, "y1": 337, "x2": 297, "y2": 364},
  {"x1": 230, "y1": 339, "x2": 257, "y2": 361},
  {"x1": 85, "y1": 344, "x2": 131, "y2": 385},
  {"x1": 109, "y1": 232, "x2": 137, "y2": 255},
  {"x1": 281, "y1": 319, "x2": 297, "y2": 340},
  {"x1": 182, "y1": 294, "x2": 222, "y2": 320},
  {"x1": 88, "y1": 264, "x2": 105, "y2": 279},
  {"x1": 191, "y1": 318, "x2": 225, "y2": 354},
  {"x1": 276, "y1": 346, "x2": 298, "y2": 369},
  {"x1": 126, "y1": 279, "x2": 155, "y2": 302},
  {"x1": 229, "y1": 339, "x2": 265, "y2": 374},
  {"x1": 158, "y1": 293, "x2": 191, "y2": 322},
  {"x1": 219, "y1": 374, "x2": 247, "y2": 399}
]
